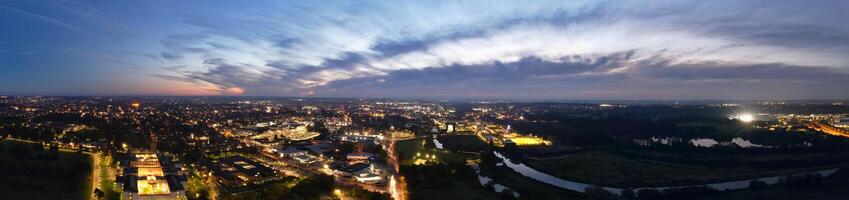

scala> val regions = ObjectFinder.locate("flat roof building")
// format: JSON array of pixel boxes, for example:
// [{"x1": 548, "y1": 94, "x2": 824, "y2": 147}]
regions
[
  {"x1": 200, "y1": 155, "x2": 278, "y2": 193},
  {"x1": 115, "y1": 152, "x2": 187, "y2": 200}
]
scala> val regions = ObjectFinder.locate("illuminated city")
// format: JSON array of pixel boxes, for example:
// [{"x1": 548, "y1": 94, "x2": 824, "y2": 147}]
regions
[{"x1": 2, "y1": 1, "x2": 849, "y2": 200}]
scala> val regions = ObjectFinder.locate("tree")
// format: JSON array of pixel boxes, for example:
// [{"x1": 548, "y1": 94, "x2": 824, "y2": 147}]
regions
[
  {"x1": 347, "y1": 187, "x2": 391, "y2": 200},
  {"x1": 636, "y1": 188, "x2": 661, "y2": 199},
  {"x1": 259, "y1": 184, "x2": 291, "y2": 200},
  {"x1": 831, "y1": 167, "x2": 849, "y2": 183},
  {"x1": 480, "y1": 149, "x2": 497, "y2": 166},
  {"x1": 10, "y1": 143, "x2": 32, "y2": 159},
  {"x1": 749, "y1": 179, "x2": 768, "y2": 189},
  {"x1": 783, "y1": 173, "x2": 823, "y2": 189},
  {"x1": 661, "y1": 186, "x2": 717, "y2": 198},
  {"x1": 33, "y1": 142, "x2": 44, "y2": 153},
  {"x1": 289, "y1": 174, "x2": 335, "y2": 199},
  {"x1": 94, "y1": 188, "x2": 104, "y2": 199},
  {"x1": 586, "y1": 186, "x2": 617, "y2": 200},
  {"x1": 49, "y1": 145, "x2": 59, "y2": 160},
  {"x1": 620, "y1": 188, "x2": 635, "y2": 199},
  {"x1": 499, "y1": 189, "x2": 517, "y2": 200}
]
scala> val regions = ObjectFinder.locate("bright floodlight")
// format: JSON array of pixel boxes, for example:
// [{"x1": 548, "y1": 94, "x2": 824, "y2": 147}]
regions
[{"x1": 739, "y1": 114, "x2": 754, "y2": 122}]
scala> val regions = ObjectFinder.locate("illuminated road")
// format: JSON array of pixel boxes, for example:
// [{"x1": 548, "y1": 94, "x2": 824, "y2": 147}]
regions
[
  {"x1": 386, "y1": 135, "x2": 407, "y2": 200},
  {"x1": 809, "y1": 122, "x2": 849, "y2": 138},
  {"x1": 92, "y1": 154, "x2": 116, "y2": 200},
  {"x1": 91, "y1": 154, "x2": 100, "y2": 200}
]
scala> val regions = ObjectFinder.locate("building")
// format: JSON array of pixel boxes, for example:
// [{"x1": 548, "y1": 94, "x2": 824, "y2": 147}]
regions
[
  {"x1": 115, "y1": 152, "x2": 187, "y2": 200},
  {"x1": 277, "y1": 147, "x2": 308, "y2": 158},
  {"x1": 346, "y1": 152, "x2": 375, "y2": 163},
  {"x1": 304, "y1": 143, "x2": 333, "y2": 155},
  {"x1": 355, "y1": 173, "x2": 384, "y2": 184},
  {"x1": 293, "y1": 154, "x2": 318, "y2": 164},
  {"x1": 333, "y1": 163, "x2": 385, "y2": 184},
  {"x1": 252, "y1": 122, "x2": 320, "y2": 141},
  {"x1": 833, "y1": 118, "x2": 849, "y2": 128},
  {"x1": 200, "y1": 156, "x2": 277, "y2": 192},
  {"x1": 446, "y1": 123, "x2": 456, "y2": 133},
  {"x1": 334, "y1": 163, "x2": 371, "y2": 177},
  {"x1": 337, "y1": 134, "x2": 381, "y2": 144}
]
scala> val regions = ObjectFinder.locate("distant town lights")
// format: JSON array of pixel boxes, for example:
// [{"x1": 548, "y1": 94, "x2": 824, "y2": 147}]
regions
[{"x1": 739, "y1": 114, "x2": 755, "y2": 122}]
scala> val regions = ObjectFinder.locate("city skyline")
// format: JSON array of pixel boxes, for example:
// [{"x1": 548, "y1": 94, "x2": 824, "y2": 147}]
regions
[{"x1": 3, "y1": 0, "x2": 849, "y2": 99}]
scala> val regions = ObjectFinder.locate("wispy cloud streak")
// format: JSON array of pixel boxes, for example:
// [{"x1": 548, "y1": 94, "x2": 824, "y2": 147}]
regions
[{"x1": 0, "y1": 4, "x2": 85, "y2": 32}]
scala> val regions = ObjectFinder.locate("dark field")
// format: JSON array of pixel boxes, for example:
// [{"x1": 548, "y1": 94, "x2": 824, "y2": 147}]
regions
[
  {"x1": 523, "y1": 151, "x2": 844, "y2": 187},
  {"x1": 0, "y1": 139, "x2": 92, "y2": 200}
]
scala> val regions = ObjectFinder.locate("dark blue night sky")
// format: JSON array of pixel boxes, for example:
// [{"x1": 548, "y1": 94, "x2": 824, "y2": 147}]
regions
[{"x1": 2, "y1": 0, "x2": 849, "y2": 99}]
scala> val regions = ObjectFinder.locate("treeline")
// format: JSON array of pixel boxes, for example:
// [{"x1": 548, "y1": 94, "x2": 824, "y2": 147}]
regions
[
  {"x1": 505, "y1": 105, "x2": 848, "y2": 149},
  {"x1": 613, "y1": 128, "x2": 849, "y2": 154},
  {"x1": 507, "y1": 111, "x2": 727, "y2": 146},
  {"x1": 222, "y1": 174, "x2": 335, "y2": 200},
  {"x1": 343, "y1": 187, "x2": 391, "y2": 200}
]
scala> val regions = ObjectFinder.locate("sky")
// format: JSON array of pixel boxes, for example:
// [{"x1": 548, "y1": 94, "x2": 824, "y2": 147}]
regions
[{"x1": 1, "y1": 0, "x2": 849, "y2": 100}]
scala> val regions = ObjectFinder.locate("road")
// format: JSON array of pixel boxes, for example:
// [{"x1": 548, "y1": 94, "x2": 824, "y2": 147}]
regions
[
  {"x1": 809, "y1": 122, "x2": 849, "y2": 138},
  {"x1": 386, "y1": 135, "x2": 407, "y2": 200},
  {"x1": 91, "y1": 153, "x2": 100, "y2": 200}
]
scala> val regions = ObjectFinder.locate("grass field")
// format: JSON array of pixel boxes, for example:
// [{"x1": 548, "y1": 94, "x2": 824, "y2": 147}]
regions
[
  {"x1": 693, "y1": 184, "x2": 849, "y2": 200},
  {"x1": 437, "y1": 134, "x2": 489, "y2": 152},
  {"x1": 0, "y1": 139, "x2": 93, "y2": 200},
  {"x1": 480, "y1": 163, "x2": 583, "y2": 200},
  {"x1": 396, "y1": 136, "x2": 481, "y2": 165},
  {"x1": 675, "y1": 121, "x2": 752, "y2": 135},
  {"x1": 523, "y1": 151, "x2": 839, "y2": 188},
  {"x1": 396, "y1": 138, "x2": 427, "y2": 164}
]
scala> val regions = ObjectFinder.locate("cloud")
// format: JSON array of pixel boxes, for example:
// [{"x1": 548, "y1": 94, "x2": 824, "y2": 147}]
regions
[
  {"x1": 144, "y1": 0, "x2": 849, "y2": 98},
  {"x1": 223, "y1": 87, "x2": 244, "y2": 95},
  {"x1": 316, "y1": 53, "x2": 849, "y2": 99},
  {"x1": 160, "y1": 52, "x2": 183, "y2": 60}
]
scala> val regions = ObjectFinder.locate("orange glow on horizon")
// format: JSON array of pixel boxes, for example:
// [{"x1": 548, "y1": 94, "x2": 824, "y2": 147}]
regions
[
  {"x1": 224, "y1": 87, "x2": 245, "y2": 95},
  {"x1": 135, "y1": 76, "x2": 248, "y2": 96}
]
